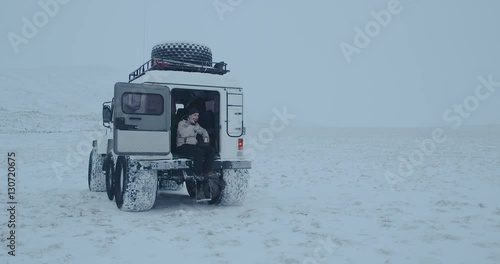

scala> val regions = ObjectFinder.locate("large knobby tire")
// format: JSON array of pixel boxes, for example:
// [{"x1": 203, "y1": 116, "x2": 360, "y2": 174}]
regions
[
  {"x1": 114, "y1": 156, "x2": 158, "y2": 212},
  {"x1": 88, "y1": 148, "x2": 106, "y2": 192},
  {"x1": 151, "y1": 42, "x2": 212, "y2": 66},
  {"x1": 209, "y1": 169, "x2": 250, "y2": 206},
  {"x1": 105, "y1": 154, "x2": 115, "y2": 201}
]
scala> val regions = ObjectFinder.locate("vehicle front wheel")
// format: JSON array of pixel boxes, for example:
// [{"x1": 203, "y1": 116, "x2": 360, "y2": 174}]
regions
[
  {"x1": 114, "y1": 156, "x2": 158, "y2": 212},
  {"x1": 88, "y1": 148, "x2": 106, "y2": 192}
]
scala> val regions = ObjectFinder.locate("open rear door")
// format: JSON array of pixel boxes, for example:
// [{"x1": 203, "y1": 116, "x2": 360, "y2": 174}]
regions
[{"x1": 113, "y1": 82, "x2": 170, "y2": 155}]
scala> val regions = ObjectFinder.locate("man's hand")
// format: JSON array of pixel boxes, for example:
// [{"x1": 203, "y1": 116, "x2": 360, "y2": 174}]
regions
[{"x1": 188, "y1": 115, "x2": 197, "y2": 125}]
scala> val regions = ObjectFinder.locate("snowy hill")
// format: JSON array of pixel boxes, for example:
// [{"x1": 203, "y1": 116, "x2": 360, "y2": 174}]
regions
[
  {"x1": 1, "y1": 67, "x2": 125, "y2": 134},
  {"x1": 0, "y1": 69, "x2": 499, "y2": 264}
]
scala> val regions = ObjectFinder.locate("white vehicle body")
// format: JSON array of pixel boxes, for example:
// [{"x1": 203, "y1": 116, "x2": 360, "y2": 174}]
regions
[
  {"x1": 88, "y1": 55, "x2": 251, "y2": 211},
  {"x1": 96, "y1": 70, "x2": 248, "y2": 163}
]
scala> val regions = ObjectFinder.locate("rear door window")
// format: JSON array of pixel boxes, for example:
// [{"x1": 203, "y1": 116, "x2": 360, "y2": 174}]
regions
[{"x1": 122, "y1": 93, "x2": 164, "y2": 115}]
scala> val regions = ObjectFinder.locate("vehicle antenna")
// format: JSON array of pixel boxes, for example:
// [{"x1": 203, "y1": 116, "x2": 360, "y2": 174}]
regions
[{"x1": 142, "y1": 0, "x2": 147, "y2": 62}]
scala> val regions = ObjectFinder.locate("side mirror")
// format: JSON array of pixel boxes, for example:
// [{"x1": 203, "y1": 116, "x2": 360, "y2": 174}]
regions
[{"x1": 102, "y1": 105, "x2": 112, "y2": 123}]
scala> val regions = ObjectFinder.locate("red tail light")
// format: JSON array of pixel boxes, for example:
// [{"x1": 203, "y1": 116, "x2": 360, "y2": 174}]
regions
[{"x1": 238, "y1": 138, "x2": 243, "y2": 150}]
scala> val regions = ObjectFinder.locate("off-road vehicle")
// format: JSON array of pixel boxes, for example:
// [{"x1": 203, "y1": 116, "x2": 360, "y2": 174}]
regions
[{"x1": 87, "y1": 42, "x2": 251, "y2": 212}]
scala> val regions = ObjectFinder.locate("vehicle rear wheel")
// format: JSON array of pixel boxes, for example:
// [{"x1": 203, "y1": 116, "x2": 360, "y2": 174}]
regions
[
  {"x1": 209, "y1": 169, "x2": 249, "y2": 206},
  {"x1": 88, "y1": 148, "x2": 106, "y2": 192},
  {"x1": 114, "y1": 156, "x2": 158, "y2": 212},
  {"x1": 151, "y1": 42, "x2": 212, "y2": 66}
]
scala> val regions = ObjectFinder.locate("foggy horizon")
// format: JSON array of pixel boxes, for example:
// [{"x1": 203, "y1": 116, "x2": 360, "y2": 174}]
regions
[{"x1": 2, "y1": 0, "x2": 499, "y2": 127}]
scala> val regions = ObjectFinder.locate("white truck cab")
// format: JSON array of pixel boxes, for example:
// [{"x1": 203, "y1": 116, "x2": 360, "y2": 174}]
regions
[{"x1": 87, "y1": 43, "x2": 251, "y2": 212}]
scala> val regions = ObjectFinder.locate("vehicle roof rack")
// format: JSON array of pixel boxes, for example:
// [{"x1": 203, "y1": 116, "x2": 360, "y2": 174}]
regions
[{"x1": 129, "y1": 58, "x2": 230, "y2": 82}]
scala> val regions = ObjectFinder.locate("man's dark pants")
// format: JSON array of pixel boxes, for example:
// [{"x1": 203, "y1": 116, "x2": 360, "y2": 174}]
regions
[{"x1": 177, "y1": 144, "x2": 215, "y2": 176}]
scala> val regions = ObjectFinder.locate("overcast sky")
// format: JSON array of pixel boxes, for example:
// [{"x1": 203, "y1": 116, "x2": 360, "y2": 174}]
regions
[{"x1": 1, "y1": 0, "x2": 499, "y2": 127}]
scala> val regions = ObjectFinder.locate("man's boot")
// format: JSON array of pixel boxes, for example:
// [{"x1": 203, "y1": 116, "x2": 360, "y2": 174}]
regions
[{"x1": 196, "y1": 178, "x2": 212, "y2": 202}]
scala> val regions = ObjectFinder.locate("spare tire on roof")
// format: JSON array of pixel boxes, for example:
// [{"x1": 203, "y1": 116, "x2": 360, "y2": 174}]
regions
[{"x1": 151, "y1": 42, "x2": 213, "y2": 66}]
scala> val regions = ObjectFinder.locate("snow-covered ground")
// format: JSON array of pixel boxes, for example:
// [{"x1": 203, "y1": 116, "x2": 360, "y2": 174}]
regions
[{"x1": 1, "y1": 69, "x2": 499, "y2": 264}]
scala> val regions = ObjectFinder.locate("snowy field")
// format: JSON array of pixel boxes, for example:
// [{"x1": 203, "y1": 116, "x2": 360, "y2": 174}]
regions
[{"x1": 1, "y1": 69, "x2": 499, "y2": 264}]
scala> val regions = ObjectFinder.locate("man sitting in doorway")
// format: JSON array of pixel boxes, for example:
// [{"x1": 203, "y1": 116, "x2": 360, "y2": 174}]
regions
[{"x1": 176, "y1": 108, "x2": 215, "y2": 199}]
